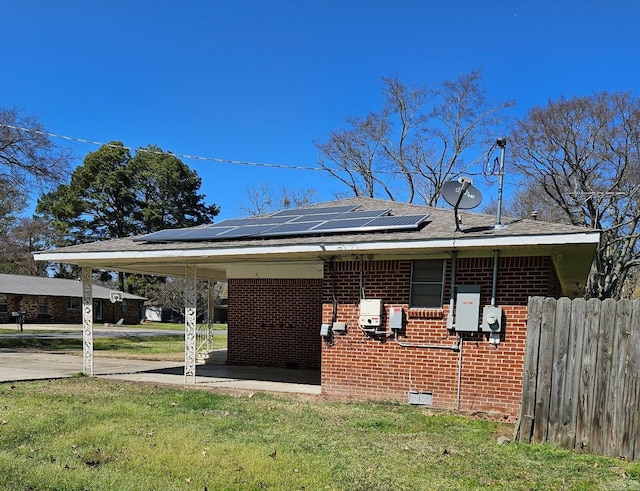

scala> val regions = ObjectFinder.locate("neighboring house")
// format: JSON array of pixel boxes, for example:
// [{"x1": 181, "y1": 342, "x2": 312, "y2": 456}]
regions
[
  {"x1": 33, "y1": 197, "x2": 599, "y2": 418},
  {"x1": 0, "y1": 274, "x2": 145, "y2": 325}
]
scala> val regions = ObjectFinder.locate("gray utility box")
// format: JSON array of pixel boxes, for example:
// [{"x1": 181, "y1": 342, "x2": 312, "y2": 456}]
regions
[
  {"x1": 481, "y1": 306, "x2": 503, "y2": 333},
  {"x1": 388, "y1": 306, "x2": 404, "y2": 330},
  {"x1": 454, "y1": 285, "x2": 481, "y2": 332}
]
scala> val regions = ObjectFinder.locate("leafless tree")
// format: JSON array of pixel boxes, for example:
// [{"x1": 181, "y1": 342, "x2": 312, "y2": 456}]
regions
[
  {"x1": 315, "y1": 70, "x2": 514, "y2": 205},
  {"x1": 239, "y1": 184, "x2": 317, "y2": 216},
  {"x1": 509, "y1": 91, "x2": 640, "y2": 299},
  {"x1": 152, "y1": 277, "x2": 226, "y2": 320},
  {"x1": 0, "y1": 216, "x2": 59, "y2": 276},
  {"x1": 0, "y1": 107, "x2": 72, "y2": 196}
]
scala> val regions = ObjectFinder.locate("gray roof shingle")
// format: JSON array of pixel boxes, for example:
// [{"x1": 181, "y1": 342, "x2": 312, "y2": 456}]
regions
[
  {"x1": 36, "y1": 197, "x2": 598, "y2": 255},
  {"x1": 0, "y1": 274, "x2": 145, "y2": 300}
]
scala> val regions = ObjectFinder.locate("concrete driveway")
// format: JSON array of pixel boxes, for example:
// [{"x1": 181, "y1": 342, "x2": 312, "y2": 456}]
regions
[{"x1": 0, "y1": 324, "x2": 321, "y2": 395}]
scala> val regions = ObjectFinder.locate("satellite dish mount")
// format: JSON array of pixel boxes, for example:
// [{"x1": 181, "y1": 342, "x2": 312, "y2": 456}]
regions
[{"x1": 441, "y1": 177, "x2": 483, "y2": 231}]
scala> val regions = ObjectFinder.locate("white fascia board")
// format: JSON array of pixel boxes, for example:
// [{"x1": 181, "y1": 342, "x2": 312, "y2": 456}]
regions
[{"x1": 34, "y1": 231, "x2": 600, "y2": 264}]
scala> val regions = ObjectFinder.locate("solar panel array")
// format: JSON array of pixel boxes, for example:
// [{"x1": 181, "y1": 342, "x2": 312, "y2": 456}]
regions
[{"x1": 134, "y1": 205, "x2": 429, "y2": 243}]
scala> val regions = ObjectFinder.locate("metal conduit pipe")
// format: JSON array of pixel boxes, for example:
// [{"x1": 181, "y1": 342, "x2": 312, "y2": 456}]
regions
[
  {"x1": 491, "y1": 250, "x2": 499, "y2": 307},
  {"x1": 456, "y1": 336, "x2": 463, "y2": 410},
  {"x1": 446, "y1": 251, "x2": 458, "y2": 330}
]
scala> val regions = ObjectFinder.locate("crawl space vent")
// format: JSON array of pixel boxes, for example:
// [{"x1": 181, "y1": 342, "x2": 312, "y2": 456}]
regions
[{"x1": 408, "y1": 391, "x2": 433, "y2": 406}]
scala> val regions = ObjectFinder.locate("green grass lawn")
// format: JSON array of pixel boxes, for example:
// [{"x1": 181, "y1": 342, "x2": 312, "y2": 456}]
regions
[
  {"x1": 0, "y1": 332, "x2": 227, "y2": 361},
  {"x1": 136, "y1": 322, "x2": 228, "y2": 331},
  {"x1": 0, "y1": 378, "x2": 638, "y2": 491},
  {"x1": 0, "y1": 322, "x2": 227, "y2": 334}
]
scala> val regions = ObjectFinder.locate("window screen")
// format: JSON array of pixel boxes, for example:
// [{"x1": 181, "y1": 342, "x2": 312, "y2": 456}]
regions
[{"x1": 410, "y1": 259, "x2": 445, "y2": 308}]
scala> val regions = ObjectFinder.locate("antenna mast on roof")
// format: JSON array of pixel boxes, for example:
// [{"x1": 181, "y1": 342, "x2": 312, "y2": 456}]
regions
[{"x1": 485, "y1": 138, "x2": 507, "y2": 229}]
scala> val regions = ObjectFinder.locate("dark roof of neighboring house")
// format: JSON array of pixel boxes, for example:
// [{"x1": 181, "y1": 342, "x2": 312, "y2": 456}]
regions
[{"x1": 0, "y1": 274, "x2": 146, "y2": 300}]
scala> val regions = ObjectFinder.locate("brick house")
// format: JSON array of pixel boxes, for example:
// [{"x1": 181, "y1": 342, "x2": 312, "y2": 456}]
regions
[
  {"x1": 33, "y1": 197, "x2": 599, "y2": 418},
  {"x1": 0, "y1": 273, "x2": 145, "y2": 325}
]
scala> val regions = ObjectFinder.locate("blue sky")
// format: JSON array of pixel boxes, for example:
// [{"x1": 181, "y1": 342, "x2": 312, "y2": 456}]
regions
[{"x1": 2, "y1": 0, "x2": 639, "y2": 220}]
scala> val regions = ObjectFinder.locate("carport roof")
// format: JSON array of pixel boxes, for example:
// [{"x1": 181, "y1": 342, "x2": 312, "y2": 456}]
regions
[{"x1": 33, "y1": 197, "x2": 600, "y2": 296}]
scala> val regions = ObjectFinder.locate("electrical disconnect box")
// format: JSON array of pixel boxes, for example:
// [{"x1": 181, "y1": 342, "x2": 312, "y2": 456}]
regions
[
  {"x1": 454, "y1": 285, "x2": 481, "y2": 332},
  {"x1": 332, "y1": 321, "x2": 347, "y2": 333},
  {"x1": 320, "y1": 323, "x2": 331, "y2": 337},
  {"x1": 481, "y1": 306, "x2": 503, "y2": 333},
  {"x1": 388, "y1": 306, "x2": 404, "y2": 331},
  {"x1": 359, "y1": 299, "x2": 383, "y2": 328}
]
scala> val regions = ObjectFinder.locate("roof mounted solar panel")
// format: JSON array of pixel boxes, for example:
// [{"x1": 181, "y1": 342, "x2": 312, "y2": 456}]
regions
[
  {"x1": 132, "y1": 228, "x2": 198, "y2": 242},
  {"x1": 214, "y1": 216, "x2": 286, "y2": 227},
  {"x1": 170, "y1": 227, "x2": 236, "y2": 241},
  {"x1": 364, "y1": 214, "x2": 429, "y2": 230},
  {"x1": 216, "y1": 224, "x2": 278, "y2": 238},
  {"x1": 338, "y1": 209, "x2": 391, "y2": 219},
  {"x1": 269, "y1": 205, "x2": 360, "y2": 217},
  {"x1": 134, "y1": 204, "x2": 430, "y2": 243},
  {"x1": 262, "y1": 221, "x2": 324, "y2": 236},
  {"x1": 313, "y1": 217, "x2": 375, "y2": 231}
]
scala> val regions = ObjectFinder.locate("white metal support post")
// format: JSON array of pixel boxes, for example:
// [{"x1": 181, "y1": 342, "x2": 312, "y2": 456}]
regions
[
  {"x1": 81, "y1": 267, "x2": 94, "y2": 376},
  {"x1": 207, "y1": 280, "x2": 215, "y2": 351},
  {"x1": 184, "y1": 265, "x2": 197, "y2": 384}
]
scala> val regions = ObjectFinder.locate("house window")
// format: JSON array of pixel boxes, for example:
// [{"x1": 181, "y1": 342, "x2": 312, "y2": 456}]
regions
[
  {"x1": 0, "y1": 294, "x2": 7, "y2": 313},
  {"x1": 68, "y1": 297, "x2": 82, "y2": 310},
  {"x1": 38, "y1": 296, "x2": 49, "y2": 315},
  {"x1": 410, "y1": 259, "x2": 445, "y2": 308},
  {"x1": 93, "y1": 300, "x2": 102, "y2": 321}
]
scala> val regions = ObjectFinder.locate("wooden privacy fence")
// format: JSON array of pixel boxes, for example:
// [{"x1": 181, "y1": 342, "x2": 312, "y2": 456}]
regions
[{"x1": 514, "y1": 296, "x2": 640, "y2": 460}]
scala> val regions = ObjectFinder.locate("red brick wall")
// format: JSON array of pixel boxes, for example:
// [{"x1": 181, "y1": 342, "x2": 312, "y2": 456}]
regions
[
  {"x1": 321, "y1": 256, "x2": 561, "y2": 419},
  {"x1": 223, "y1": 255, "x2": 562, "y2": 418},
  {"x1": 227, "y1": 278, "x2": 323, "y2": 369},
  {"x1": 0, "y1": 295, "x2": 143, "y2": 325}
]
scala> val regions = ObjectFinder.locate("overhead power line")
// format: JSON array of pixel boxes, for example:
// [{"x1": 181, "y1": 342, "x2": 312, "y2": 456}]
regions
[
  {"x1": 0, "y1": 123, "x2": 323, "y2": 171},
  {"x1": 0, "y1": 122, "x2": 496, "y2": 180}
]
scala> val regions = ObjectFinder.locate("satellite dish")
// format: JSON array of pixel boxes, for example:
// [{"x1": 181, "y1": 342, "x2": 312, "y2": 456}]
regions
[{"x1": 442, "y1": 179, "x2": 483, "y2": 210}]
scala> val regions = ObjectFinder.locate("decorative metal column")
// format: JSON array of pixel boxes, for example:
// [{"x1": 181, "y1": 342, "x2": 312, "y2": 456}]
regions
[
  {"x1": 81, "y1": 267, "x2": 94, "y2": 376},
  {"x1": 184, "y1": 265, "x2": 197, "y2": 384},
  {"x1": 207, "y1": 281, "x2": 215, "y2": 351}
]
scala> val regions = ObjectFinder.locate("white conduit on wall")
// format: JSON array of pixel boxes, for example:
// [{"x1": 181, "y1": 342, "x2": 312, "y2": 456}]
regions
[
  {"x1": 456, "y1": 337, "x2": 463, "y2": 410},
  {"x1": 393, "y1": 250, "x2": 465, "y2": 408},
  {"x1": 491, "y1": 250, "x2": 499, "y2": 307}
]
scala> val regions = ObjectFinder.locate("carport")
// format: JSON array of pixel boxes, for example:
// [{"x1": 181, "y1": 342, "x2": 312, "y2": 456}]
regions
[{"x1": 33, "y1": 240, "x2": 326, "y2": 385}]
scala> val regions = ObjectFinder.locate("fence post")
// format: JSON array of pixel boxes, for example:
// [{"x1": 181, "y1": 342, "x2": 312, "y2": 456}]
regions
[
  {"x1": 514, "y1": 296, "x2": 543, "y2": 442},
  {"x1": 622, "y1": 299, "x2": 640, "y2": 460},
  {"x1": 562, "y1": 298, "x2": 585, "y2": 449},
  {"x1": 548, "y1": 297, "x2": 572, "y2": 443}
]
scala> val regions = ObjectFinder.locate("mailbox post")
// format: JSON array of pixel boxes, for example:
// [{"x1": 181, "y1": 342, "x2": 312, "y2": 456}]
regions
[{"x1": 11, "y1": 311, "x2": 27, "y2": 332}]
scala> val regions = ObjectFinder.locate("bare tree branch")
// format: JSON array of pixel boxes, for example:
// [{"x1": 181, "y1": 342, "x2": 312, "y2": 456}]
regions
[{"x1": 510, "y1": 91, "x2": 640, "y2": 298}]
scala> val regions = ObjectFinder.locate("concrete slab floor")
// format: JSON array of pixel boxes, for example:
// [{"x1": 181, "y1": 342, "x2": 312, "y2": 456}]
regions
[
  {"x1": 0, "y1": 350, "x2": 321, "y2": 395},
  {"x1": 0, "y1": 324, "x2": 321, "y2": 395}
]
